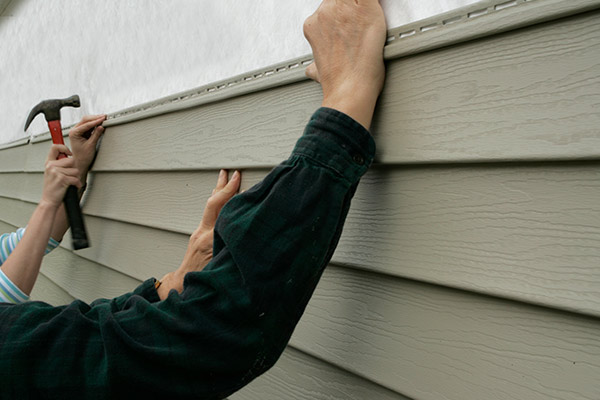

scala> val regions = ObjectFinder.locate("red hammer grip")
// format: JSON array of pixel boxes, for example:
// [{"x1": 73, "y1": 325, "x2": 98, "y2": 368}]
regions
[
  {"x1": 47, "y1": 120, "x2": 68, "y2": 160},
  {"x1": 47, "y1": 120, "x2": 89, "y2": 249}
]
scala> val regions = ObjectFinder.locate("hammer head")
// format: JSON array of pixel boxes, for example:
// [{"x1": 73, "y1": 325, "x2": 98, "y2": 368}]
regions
[{"x1": 24, "y1": 95, "x2": 80, "y2": 131}]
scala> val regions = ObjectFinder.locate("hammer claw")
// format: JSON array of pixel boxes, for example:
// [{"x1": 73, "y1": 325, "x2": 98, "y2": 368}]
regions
[{"x1": 24, "y1": 95, "x2": 89, "y2": 249}]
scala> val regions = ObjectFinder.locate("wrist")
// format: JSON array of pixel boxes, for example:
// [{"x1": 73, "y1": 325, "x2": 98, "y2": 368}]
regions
[
  {"x1": 38, "y1": 198, "x2": 61, "y2": 212},
  {"x1": 322, "y1": 87, "x2": 380, "y2": 130}
]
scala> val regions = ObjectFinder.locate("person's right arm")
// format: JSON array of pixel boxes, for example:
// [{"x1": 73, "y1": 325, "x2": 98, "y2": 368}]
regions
[
  {"x1": 0, "y1": 145, "x2": 81, "y2": 296},
  {"x1": 0, "y1": 1, "x2": 386, "y2": 397}
]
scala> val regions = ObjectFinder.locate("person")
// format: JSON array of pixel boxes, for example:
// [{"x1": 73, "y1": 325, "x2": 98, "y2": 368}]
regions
[
  {"x1": 0, "y1": 116, "x2": 106, "y2": 303},
  {"x1": 0, "y1": 0, "x2": 386, "y2": 398}
]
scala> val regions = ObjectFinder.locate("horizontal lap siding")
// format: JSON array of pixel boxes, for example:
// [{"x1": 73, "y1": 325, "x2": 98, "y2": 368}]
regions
[
  {"x1": 291, "y1": 265, "x2": 600, "y2": 400},
  {"x1": 0, "y1": 4, "x2": 597, "y2": 399},
  {"x1": 0, "y1": 220, "x2": 74, "y2": 306},
  {"x1": 0, "y1": 210, "x2": 141, "y2": 303},
  {"x1": 30, "y1": 272, "x2": 76, "y2": 306},
  {"x1": 79, "y1": 10, "x2": 600, "y2": 172},
  {"x1": 230, "y1": 347, "x2": 410, "y2": 400},
  {"x1": 4, "y1": 162, "x2": 597, "y2": 317}
]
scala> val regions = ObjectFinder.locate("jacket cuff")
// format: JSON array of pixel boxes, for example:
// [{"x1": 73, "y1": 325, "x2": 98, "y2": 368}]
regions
[
  {"x1": 292, "y1": 107, "x2": 376, "y2": 185},
  {"x1": 133, "y1": 278, "x2": 161, "y2": 303}
]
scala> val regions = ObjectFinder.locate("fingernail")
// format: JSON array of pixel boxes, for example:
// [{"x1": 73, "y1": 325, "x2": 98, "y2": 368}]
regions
[
  {"x1": 219, "y1": 169, "x2": 226, "y2": 177},
  {"x1": 233, "y1": 170, "x2": 240, "y2": 179}
]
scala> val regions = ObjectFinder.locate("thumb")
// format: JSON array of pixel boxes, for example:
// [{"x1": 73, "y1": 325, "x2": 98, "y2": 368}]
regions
[
  {"x1": 305, "y1": 62, "x2": 320, "y2": 83},
  {"x1": 47, "y1": 144, "x2": 72, "y2": 162}
]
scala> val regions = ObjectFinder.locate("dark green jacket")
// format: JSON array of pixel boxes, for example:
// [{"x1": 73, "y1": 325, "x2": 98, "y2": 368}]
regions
[{"x1": 0, "y1": 107, "x2": 375, "y2": 399}]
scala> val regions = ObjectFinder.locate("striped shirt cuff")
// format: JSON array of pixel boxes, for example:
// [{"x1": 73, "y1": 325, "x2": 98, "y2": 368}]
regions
[
  {"x1": 45, "y1": 236, "x2": 60, "y2": 254},
  {"x1": 0, "y1": 268, "x2": 29, "y2": 304}
]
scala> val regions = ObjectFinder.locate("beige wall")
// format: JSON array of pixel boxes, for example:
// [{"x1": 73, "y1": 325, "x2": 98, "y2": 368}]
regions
[{"x1": 1, "y1": 1, "x2": 599, "y2": 398}]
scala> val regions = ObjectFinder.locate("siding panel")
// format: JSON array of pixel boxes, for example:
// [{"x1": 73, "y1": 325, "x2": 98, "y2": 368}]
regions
[
  {"x1": 61, "y1": 165, "x2": 600, "y2": 317},
  {"x1": 39, "y1": 246, "x2": 141, "y2": 304},
  {"x1": 29, "y1": 273, "x2": 76, "y2": 306},
  {"x1": 0, "y1": 3, "x2": 597, "y2": 398},
  {"x1": 0, "y1": 144, "x2": 28, "y2": 172},
  {"x1": 62, "y1": 215, "x2": 188, "y2": 282},
  {"x1": 231, "y1": 347, "x2": 410, "y2": 400},
  {"x1": 290, "y1": 265, "x2": 600, "y2": 400},
  {"x1": 88, "y1": 10, "x2": 600, "y2": 172},
  {"x1": 0, "y1": 221, "x2": 75, "y2": 306},
  {"x1": 0, "y1": 202, "x2": 141, "y2": 303}
]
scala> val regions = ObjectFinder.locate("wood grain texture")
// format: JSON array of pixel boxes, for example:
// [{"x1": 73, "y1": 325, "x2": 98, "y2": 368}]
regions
[
  {"x1": 0, "y1": 201, "x2": 142, "y2": 303},
  {"x1": 23, "y1": 136, "x2": 72, "y2": 172},
  {"x1": 0, "y1": 137, "x2": 72, "y2": 173},
  {"x1": 0, "y1": 197, "x2": 35, "y2": 228},
  {"x1": 62, "y1": 215, "x2": 188, "y2": 282},
  {"x1": 290, "y1": 265, "x2": 600, "y2": 400},
  {"x1": 39, "y1": 246, "x2": 141, "y2": 304},
  {"x1": 0, "y1": 144, "x2": 28, "y2": 172},
  {"x1": 74, "y1": 11, "x2": 600, "y2": 172},
  {"x1": 376, "y1": 10, "x2": 600, "y2": 164},
  {"x1": 0, "y1": 8, "x2": 597, "y2": 398},
  {"x1": 0, "y1": 172, "x2": 28, "y2": 199},
  {"x1": 231, "y1": 346, "x2": 410, "y2": 400},
  {"x1": 384, "y1": 0, "x2": 600, "y2": 59},
  {"x1": 29, "y1": 272, "x2": 76, "y2": 306},
  {"x1": 48, "y1": 163, "x2": 600, "y2": 317}
]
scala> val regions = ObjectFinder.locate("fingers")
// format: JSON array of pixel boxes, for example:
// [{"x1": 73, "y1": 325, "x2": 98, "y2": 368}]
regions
[
  {"x1": 215, "y1": 169, "x2": 228, "y2": 191},
  {"x1": 74, "y1": 114, "x2": 106, "y2": 128},
  {"x1": 47, "y1": 144, "x2": 72, "y2": 162},
  {"x1": 70, "y1": 115, "x2": 106, "y2": 143},
  {"x1": 202, "y1": 170, "x2": 241, "y2": 228}
]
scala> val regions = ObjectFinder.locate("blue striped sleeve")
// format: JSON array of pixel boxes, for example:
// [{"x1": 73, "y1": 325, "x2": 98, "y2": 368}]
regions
[
  {"x1": 0, "y1": 228, "x2": 25, "y2": 267},
  {"x1": 0, "y1": 268, "x2": 29, "y2": 304},
  {"x1": 0, "y1": 227, "x2": 61, "y2": 267}
]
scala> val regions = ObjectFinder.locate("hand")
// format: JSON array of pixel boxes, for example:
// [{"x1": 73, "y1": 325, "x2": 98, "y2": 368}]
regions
[
  {"x1": 158, "y1": 170, "x2": 241, "y2": 299},
  {"x1": 41, "y1": 145, "x2": 82, "y2": 208},
  {"x1": 303, "y1": 0, "x2": 387, "y2": 129},
  {"x1": 69, "y1": 115, "x2": 106, "y2": 180}
]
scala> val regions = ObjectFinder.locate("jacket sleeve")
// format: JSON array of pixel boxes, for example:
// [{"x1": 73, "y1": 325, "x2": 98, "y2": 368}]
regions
[{"x1": 0, "y1": 107, "x2": 375, "y2": 400}]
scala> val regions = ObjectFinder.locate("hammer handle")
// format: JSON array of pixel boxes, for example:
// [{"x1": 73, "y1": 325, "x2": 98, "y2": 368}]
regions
[{"x1": 47, "y1": 120, "x2": 90, "y2": 250}]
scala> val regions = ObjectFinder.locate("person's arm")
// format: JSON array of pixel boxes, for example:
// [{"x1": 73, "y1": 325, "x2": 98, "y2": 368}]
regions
[
  {"x1": 50, "y1": 115, "x2": 106, "y2": 242},
  {"x1": 157, "y1": 169, "x2": 241, "y2": 299},
  {"x1": 0, "y1": 0, "x2": 385, "y2": 397},
  {"x1": 0, "y1": 145, "x2": 81, "y2": 296},
  {"x1": 303, "y1": 0, "x2": 386, "y2": 130}
]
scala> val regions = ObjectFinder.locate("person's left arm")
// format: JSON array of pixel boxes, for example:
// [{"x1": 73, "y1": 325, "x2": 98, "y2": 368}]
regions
[{"x1": 50, "y1": 115, "x2": 106, "y2": 242}]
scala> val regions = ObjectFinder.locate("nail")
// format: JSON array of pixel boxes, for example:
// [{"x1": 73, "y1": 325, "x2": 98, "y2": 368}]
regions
[{"x1": 233, "y1": 170, "x2": 241, "y2": 179}]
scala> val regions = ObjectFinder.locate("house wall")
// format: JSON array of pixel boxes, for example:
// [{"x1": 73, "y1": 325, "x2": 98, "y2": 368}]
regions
[{"x1": 0, "y1": 0, "x2": 599, "y2": 398}]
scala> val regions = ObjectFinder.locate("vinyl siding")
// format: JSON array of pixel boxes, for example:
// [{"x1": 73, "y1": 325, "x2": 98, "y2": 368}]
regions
[{"x1": 0, "y1": 1, "x2": 599, "y2": 398}]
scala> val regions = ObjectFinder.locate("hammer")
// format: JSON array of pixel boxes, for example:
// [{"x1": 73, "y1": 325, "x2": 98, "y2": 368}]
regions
[{"x1": 24, "y1": 95, "x2": 89, "y2": 250}]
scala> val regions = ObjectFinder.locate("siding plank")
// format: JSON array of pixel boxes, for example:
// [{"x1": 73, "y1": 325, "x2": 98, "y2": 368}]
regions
[
  {"x1": 29, "y1": 272, "x2": 76, "y2": 306},
  {"x1": 87, "y1": 11, "x2": 600, "y2": 171},
  {"x1": 62, "y1": 215, "x2": 188, "y2": 282},
  {"x1": 76, "y1": 164, "x2": 600, "y2": 317},
  {"x1": 39, "y1": 246, "x2": 141, "y2": 304},
  {"x1": 231, "y1": 346, "x2": 410, "y2": 400},
  {"x1": 0, "y1": 144, "x2": 28, "y2": 172},
  {"x1": 0, "y1": 172, "x2": 28, "y2": 200},
  {"x1": 0, "y1": 203, "x2": 141, "y2": 303},
  {"x1": 0, "y1": 197, "x2": 35, "y2": 228},
  {"x1": 290, "y1": 265, "x2": 600, "y2": 400}
]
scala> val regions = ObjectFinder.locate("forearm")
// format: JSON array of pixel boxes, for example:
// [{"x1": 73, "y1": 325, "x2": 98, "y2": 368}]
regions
[
  {"x1": 1, "y1": 201, "x2": 59, "y2": 295},
  {"x1": 0, "y1": 108, "x2": 375, "y2": 398},
  {"x1": 321, "y1": 84, "x2": 381, "y2": 131}
]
